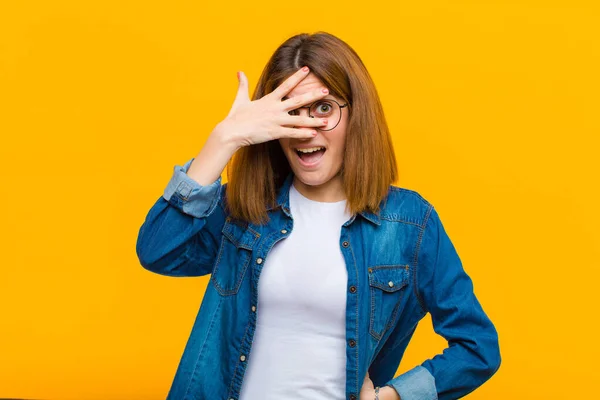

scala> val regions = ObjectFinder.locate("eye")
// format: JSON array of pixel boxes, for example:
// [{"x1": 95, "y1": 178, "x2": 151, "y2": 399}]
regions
[{"x1": 312, "y1": 101, "x2": 333, "y2": 116}]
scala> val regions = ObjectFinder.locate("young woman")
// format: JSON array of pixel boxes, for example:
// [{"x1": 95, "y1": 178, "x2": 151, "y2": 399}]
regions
[{"x1": 136, "y1": 32, "x2": 501, "y2": 400}]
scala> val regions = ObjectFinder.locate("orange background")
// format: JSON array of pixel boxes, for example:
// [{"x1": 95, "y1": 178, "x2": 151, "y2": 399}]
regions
[{"x1": 1, "y1": 0, "x2": 598, "y2": 399}]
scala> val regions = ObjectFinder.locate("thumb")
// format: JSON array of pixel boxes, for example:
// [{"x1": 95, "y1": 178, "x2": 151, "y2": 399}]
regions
[{"x1": 231, "y1": 70, "x2": 250, "y2": 109}]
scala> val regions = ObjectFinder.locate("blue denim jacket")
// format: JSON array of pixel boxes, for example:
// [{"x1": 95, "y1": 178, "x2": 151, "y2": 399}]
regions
[{"x1": 136, "y1": 157, "x2": 501, "y2": 400}]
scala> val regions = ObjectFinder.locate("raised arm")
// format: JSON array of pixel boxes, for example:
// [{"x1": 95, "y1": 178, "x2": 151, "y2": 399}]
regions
[
  {"x1": 135, "y1": 153, "x2": 228, "y2": 277},
  {"x1": 136, "y1": 67, "x2": 329, "y2": 277}
]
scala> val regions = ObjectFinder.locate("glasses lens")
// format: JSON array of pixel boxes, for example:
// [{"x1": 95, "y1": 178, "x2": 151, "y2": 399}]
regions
[{"x1": 310, "y1": 100, "x2": 341, "y2": 131}]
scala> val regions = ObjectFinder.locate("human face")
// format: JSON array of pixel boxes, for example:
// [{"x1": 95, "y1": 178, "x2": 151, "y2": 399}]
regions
[{"x1": 278, "y1": 73, "x2": 349, "y2": 202}]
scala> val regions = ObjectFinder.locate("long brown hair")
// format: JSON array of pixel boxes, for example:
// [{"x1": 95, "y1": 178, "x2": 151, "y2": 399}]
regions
[{"x1": 226, "y1": 31, "x2": 398, "y2": 225}]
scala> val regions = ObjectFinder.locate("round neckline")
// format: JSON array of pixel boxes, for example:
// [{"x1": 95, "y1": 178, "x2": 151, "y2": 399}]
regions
[{"x1": 290, "y1": 182, "x2": 347, "y2": 206}]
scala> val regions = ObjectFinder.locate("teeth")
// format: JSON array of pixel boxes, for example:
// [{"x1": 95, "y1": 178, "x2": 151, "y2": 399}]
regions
[{"x1": 296, "y1": 147, "x2": 325, "y2": 153}]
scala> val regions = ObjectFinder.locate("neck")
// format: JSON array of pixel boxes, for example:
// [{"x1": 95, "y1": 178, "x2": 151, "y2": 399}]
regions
[{"x1": 292, "y1": 174, "x2": 345, "y2": 203}]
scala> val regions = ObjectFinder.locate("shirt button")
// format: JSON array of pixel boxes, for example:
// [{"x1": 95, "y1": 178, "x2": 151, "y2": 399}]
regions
[
  {"x1": 342, "y1": 241, "x2": 349, "y2": 248},
  {"x1": 350, "y1": 394, "x2": 357, "y2": 400},
  {"x1": 349, "y1": 285, "x2": 357, "y2": 293},
  {"x1": 281, "y1": 229, "x2": 287, "y2": 234},
  {"x1": 251, "y1": 305, "x2": 256, "y2": 312},
  {"x1": 240, "y1": 355, "x2": 246, "y2": 362},
  {"x1": 388, "y1": 281, "x2": 394, "y2": 288},
  {"x1": 348, "y1": 339, "x2": 356, "y2": 347},
  {"x1": 256, "y1": 257, "x2": 263, "y2": 264}
]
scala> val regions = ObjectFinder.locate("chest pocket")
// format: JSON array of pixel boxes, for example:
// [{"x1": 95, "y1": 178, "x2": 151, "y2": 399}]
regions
[
  {"x1": 368, "y1": 265, "x2": 410, "y2": 340},
  {"x1": 210, "y1": 217, "x2": 259, "y2": 296}
]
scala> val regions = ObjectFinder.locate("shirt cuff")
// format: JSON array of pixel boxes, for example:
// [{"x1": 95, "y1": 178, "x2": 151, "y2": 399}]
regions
[
  {"x1": 385, "y1": 365, "x2": 437, "y2": 400},
  {"x1": 162, "y1": 157, "x2": 222, "y2": 218}
]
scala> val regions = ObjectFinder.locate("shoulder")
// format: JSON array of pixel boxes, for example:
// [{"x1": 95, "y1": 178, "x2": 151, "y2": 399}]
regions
[{"x1": 378, "y1": 185, "x2": 435, "y2": 227}]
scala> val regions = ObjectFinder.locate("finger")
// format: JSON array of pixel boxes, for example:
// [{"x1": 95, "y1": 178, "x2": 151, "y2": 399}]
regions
[
  {"x1": 273, "y1": 126, "x2": 317, "y2": 140},
  {"x1": 231, "y1": 71, "x2": 250, "y2": 111},
  {"x1": 279, "y1": 115, "x2": 328, "y2": 128},
  {"x1": 268, "y1": 66, "x2": 310, "y2": 100},
  {"x1": 281, "y1": 87, "x2": 330, "y2": 112}
]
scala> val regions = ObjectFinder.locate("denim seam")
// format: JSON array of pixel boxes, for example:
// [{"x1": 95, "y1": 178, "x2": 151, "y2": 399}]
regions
[
  {"x1": 388, "y1": 186, "x2": 431, "y2": 207},
  {"x1": 203, "y1": 183, "x2": 223, "y2": 218},
  {"x1": 379, "y1": 216, "x2": 423, "y2": 227},
  {"x1": 222, "y1": 221, "x2": 260, "y2": 250},
  {"x1": 229, "y1": 230, "x2": 288, "y2": 399},
  {"x1": 210, "y1": 235, "x2": 251, "y2": 297},
  {"x1": 413, "y1": 205, "x2": 434, "y2": 314},
  {"x1": 368, "y1": 266, "x2": 409, "y2": 340},
  {"x1": 182, "y1": 296, "x2": 222, "y2": 400},
  {"x1": 226, "y1": 302, "x2": 254, "y2": 400},
  {"x1": 345, "y1": 237, "x2": 360, "y2": 398},
  {"x1": 210, "y1": 235, "x2": 226, "y2": 294},
  {"x1": 369, "y1": 279, "x2": 379, "y2": 340}
]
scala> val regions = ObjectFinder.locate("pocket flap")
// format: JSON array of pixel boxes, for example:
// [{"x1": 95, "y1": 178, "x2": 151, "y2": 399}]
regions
[
  {"x1": 221, "y1": 218, "x2": 259, "y2": 250},
  {"x1": 368, "y1": 265, "x2": 409, "y2": 292}
]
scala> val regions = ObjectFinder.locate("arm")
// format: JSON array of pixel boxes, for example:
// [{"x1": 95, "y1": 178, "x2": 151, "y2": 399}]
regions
[
  {"x1": 374, "y1": 205, "x2": 501, "y2": 400},
  {"x1": 135, "y1": 156, "x2": 226, "y2": 277},
  {"x1": 136, "y1": 128, "x2": 240, "y2": 277}
]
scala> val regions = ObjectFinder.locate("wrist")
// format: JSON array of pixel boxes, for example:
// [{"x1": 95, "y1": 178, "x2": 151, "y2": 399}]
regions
[
  {"x1": 379, "y1": 385, "x2": 400, "y2": 400},
  {"x1": 212, "y1": 121, "x2": 242, "y2": 152}
]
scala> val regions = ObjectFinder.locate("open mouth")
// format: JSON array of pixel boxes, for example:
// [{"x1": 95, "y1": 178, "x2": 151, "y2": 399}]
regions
[{"x1": 295, "y1": 146, "x2": 326, "y2": 166}]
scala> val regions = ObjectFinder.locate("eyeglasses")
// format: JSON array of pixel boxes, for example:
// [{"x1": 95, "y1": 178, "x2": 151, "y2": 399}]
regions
[{"x1": 288, "y1": 98, "x2": 349, "y2": 131}]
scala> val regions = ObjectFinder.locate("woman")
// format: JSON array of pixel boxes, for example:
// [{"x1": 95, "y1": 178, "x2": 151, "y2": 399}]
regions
[{"x1": 136, "y1": 32, "x2": 501, "y2": 400}]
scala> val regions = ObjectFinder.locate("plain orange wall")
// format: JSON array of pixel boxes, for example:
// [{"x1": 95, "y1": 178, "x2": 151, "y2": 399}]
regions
[{"x1": 1, "y1": 1, "x2": 598, "y2": 399}]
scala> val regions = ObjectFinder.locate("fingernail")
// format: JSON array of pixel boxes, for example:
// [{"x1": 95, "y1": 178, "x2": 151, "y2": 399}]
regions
[
  {"x1": 302, "y1": 66, "x2": 309, "y2": 72},
  {"x1": 322, "y1": 88, "x2": 329, "y2": 94}
]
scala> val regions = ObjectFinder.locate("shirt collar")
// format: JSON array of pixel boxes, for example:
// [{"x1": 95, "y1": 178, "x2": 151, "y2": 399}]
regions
[{"x1": 266, "y1": 172, "x2": 381, "y2": 226}]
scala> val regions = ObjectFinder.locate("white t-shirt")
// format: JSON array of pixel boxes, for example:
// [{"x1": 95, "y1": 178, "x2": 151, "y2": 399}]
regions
[{"x1": 238, "y1": 181, "x2": 353, "y2": 400}]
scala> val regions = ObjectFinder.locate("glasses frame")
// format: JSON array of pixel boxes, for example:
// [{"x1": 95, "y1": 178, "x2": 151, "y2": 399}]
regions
[{"x1": 289, "y1": 98, "x2": 349, "y2": 131}]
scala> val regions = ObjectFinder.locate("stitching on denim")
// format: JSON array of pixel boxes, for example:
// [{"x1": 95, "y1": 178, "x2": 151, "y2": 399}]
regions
[
  {"x1": 257, "y1": 229, "x2": 279, "y2": 255},
  {"x1": 370, "y1": 264, "x2": 410, "y2": 269},
  {"x1": 369, "y1": 285, "x2": 380, "y2": 340},
  {"x1": 230, "y1": 250, "x2": 251, "y2": 296},
  {"x1": 213, "y1": 252, "x2": 251, "y2": 296},
  {"x1": 226, "y1": 302, "x2": 254, "y2": 399},
  {"x1": 182, "y1": 296, "x2": 222, "y2": 400},
  {"x1": 227, "y1": 229, "x2": 287, "y2": 399},
  {"x1": 413, "y1": 205, "x2": 433, "y2": 314},
  {"x1": 210, "y1": 236, "x2": 227, "y2": 295},
  {"x1": 389, "y1": 185, "x2": 431, "y2": 207},
  {"x1": 210, "y1": 232, "x2": 251, "y2": 296},
  {"x1": 368, "y1": 266, "x2": 408, "y2": 291},
  {"x1": 379, "y1": 216, "x2": 423, "y2": 227},
  {"x1": 368, "y1": 266, "x2": 408, "y2": 340},
  {"x1": 386, "y1": 290, "x2": 406, "y2": 333},
  {"x1": 345, "y1": 237, "x2": 360, "y2": 398},
  {"x1": 222, "y1": 220, "x2": 259, "y2": 250},
  {"x1": 200, "y1": 183, "x2": 223, "y2": 217}
]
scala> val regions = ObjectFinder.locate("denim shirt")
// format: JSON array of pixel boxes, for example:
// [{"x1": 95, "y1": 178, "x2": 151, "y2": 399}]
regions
[{"x1": 136, "y1": 157, "x2": 501, "y2": 400}]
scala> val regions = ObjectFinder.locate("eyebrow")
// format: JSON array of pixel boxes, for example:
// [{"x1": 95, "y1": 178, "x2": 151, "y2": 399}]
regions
[{"x1": 282, "y1": 95, "x2": 335, "y2": 101}]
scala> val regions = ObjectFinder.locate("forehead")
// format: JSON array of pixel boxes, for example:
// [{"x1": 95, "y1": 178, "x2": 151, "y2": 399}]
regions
[{"x1": 282, "y1": 73, "x2": 326, "y2": 100}]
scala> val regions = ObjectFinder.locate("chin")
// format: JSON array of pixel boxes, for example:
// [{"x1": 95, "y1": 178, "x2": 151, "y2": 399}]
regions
[
  {"x1": 291, "y1": 167, "x2": 335, "y2": 187},
  {"x1": 296, "y1": 175, "x2": 328, "y2": 187}
]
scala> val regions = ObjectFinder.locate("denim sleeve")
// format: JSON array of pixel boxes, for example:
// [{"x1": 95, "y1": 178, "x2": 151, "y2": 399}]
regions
[
  {"x1": 135, "y1": 157, "x2": 227, "y2": 277},
  {"x1": 384, "y1": 206, "x2": 501, "y2": 400},
  {"x1": 368, "y1": 326, "x2": 437, "y2": 400}
]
